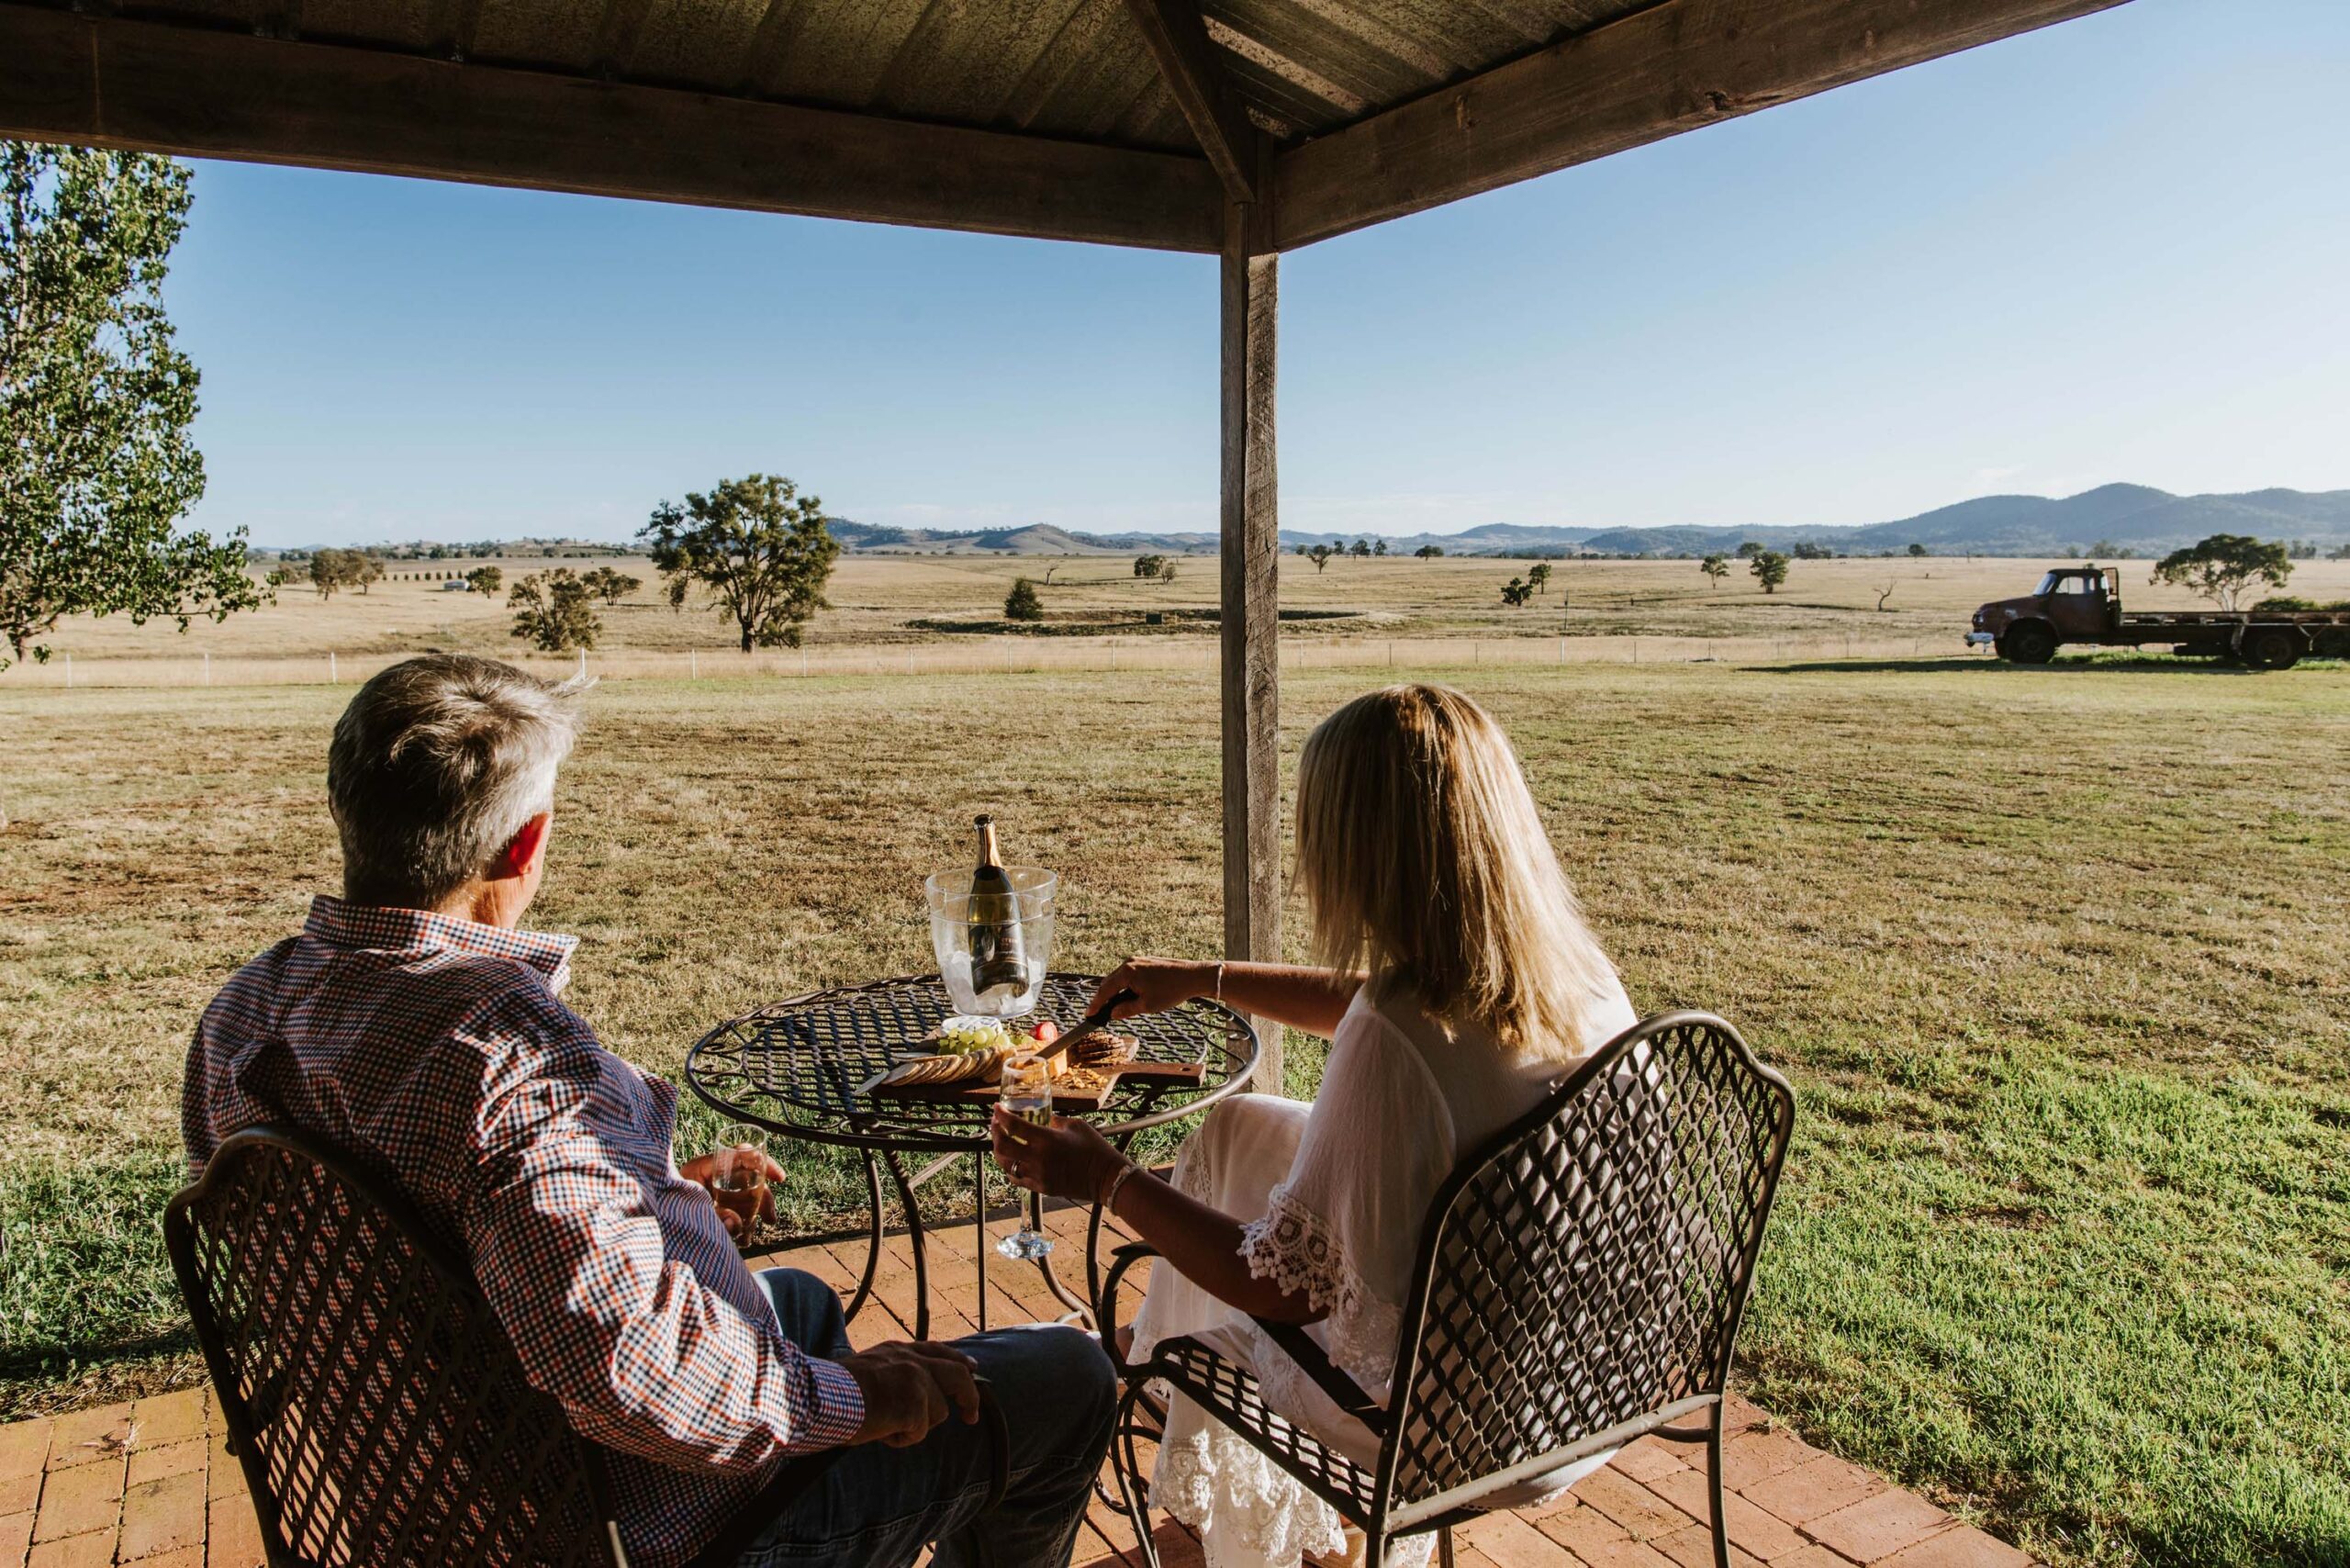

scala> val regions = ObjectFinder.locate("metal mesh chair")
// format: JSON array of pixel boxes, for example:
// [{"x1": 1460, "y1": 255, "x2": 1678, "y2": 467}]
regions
[
  {"x1": 164, "y1": 1126, "x2": 860, "y2": 1568},
  {"x1": 1098, "y1": 1010, "x2": 1796, "y2": 1568}
]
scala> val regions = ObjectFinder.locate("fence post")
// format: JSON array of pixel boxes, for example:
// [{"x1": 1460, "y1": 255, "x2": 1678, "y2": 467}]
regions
[
  {"x1": 330, "y1": 651, "x2": 338, "y2": 683},
  {"x1": 64, "y1": 653, "x2": 72, "y2": 689},
  {"x1": 576, "y1": 647, "x2": 587, "y2": 680},
  {"x1": 203, "y1": 650, "x2": 211, "y2": 686},
  {"x1": 690, "y1": 648, "x2": 698, "y2": 680}
]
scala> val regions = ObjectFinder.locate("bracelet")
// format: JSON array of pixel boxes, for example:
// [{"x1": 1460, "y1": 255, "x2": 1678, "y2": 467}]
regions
[{"x1": 1098, "y1": 1159, "x2": 1141, "y2": 1215}]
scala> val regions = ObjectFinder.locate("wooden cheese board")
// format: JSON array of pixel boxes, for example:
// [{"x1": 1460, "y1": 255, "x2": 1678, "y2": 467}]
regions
[{"x1": 860, "y1": 1029, "x2": 1207, "y2": 1111}]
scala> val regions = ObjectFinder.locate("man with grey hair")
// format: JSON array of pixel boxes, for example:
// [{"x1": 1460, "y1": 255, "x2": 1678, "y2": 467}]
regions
[{"x1": 185, "y1": 654, "x2": 1113, "y2": 1568}]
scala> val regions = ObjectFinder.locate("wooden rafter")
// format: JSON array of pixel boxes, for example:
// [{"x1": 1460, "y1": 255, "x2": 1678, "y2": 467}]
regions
[
  {"x1": 1271, "y1": 0, "x2": 2136, "y2": 249},
  {"x1": 0, "y1": 6, "x2": 1224, "y2": 252},
  {"x1": 1123, "y1": 0, "x2": 1259, "y2": 202},
  {"x1": 426, "y1": 0, "x2": 487, "y2": 62},
  {"x1": 589, "y1": 0, "x2": 657, "y2": 79}
]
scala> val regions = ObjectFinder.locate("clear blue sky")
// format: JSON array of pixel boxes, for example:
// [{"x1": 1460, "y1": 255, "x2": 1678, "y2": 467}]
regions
[{"x1": 163, "y1": 0, "x2": 2350, "y2": 548}]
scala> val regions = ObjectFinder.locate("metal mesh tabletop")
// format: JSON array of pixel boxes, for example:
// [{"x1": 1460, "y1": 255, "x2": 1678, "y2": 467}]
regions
[{"x1": 685, "y1": 971, "x2": 1260, "y2": 1154}]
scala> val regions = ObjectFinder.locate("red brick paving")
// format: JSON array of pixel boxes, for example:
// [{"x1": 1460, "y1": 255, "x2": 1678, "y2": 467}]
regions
[{"x1": 0, "y1": 1210, "x2": 2037, "y2": 1567}]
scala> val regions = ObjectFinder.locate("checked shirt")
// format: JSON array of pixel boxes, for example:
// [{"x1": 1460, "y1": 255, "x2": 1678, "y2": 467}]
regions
[{"x1": 185, "y1": 895, "x2": 864, "y2": 1568}]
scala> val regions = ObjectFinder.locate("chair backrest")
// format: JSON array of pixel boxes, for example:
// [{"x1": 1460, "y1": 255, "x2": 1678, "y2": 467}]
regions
[
  {"x1": 1379, "y1": 1011, "x2": 1795, "y2": 1520},
  {"x1": 165, "y1": 1126, "x2": 621, "y2": 1568}
]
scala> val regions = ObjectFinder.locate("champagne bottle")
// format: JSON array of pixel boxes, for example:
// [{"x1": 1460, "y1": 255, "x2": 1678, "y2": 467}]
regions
[{"x1": 968, "y1": 814, "x2": 1028, "y2": 1002}]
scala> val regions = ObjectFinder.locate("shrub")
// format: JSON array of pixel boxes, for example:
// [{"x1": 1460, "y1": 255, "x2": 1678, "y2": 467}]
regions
[{"x1": 509, "y1": 569, "x2": 600, "y2": 651}]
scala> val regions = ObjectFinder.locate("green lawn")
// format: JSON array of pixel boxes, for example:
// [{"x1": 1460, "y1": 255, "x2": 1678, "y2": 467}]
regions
[{"x1": 1, "y1": 655, "x2": 2344, "y2": 1565}]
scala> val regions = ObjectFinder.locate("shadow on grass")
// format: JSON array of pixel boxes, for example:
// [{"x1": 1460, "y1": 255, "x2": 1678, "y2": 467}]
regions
[
  {"x1": 0, "y1": 1147, "x2": 194, "y2": 1417},
  {"x1": 0, "y1": 1327, "x2": 197, "y2": 1387}
]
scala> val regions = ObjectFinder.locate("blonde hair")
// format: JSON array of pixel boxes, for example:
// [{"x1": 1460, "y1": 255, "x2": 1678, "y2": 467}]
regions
[{"x1": 1294, "y1": 683, "x2": 1616, "y2": 1060}]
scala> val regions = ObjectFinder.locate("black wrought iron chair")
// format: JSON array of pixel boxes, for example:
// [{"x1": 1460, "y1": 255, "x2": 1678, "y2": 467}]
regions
[
  {"x1": 1098, "y1": 1010, "x2": 1796, "y2": 1568},
  {"x1": 165, "y1": 1125, "x2": 987, "y2": 1568}
]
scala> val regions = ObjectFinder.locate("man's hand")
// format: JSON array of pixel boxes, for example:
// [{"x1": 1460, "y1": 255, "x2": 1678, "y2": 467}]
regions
[
  {"x1": 678, "y1": 1146, "x2": 786, "y2": 1240},
  {"x1": 837, "y1": 1342, "x2": 981, "y2": 1447}
]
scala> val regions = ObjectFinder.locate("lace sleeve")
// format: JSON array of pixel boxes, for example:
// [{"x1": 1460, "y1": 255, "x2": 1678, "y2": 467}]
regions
[
  {"x1": 1238, "y1": 1182, "x2": 1360, "y2": 1318},
  {"x1": 1239, "y1": 1183, "x2": 1404, "y2": 1379}
]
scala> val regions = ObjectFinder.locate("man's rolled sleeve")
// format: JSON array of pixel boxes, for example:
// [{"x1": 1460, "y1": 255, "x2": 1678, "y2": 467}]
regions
[
  {"x1": 798, "y1": 1357, "x2": 867, "y2": 1450},
  {"x1": 462, "y1": 1000, "x2": 863, "y2": 1470}
]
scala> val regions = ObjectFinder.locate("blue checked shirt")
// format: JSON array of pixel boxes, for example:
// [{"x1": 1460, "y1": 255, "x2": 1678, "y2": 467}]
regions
[{"x1": 184, "y1": 895, "x2": 864, "y2": 1568}]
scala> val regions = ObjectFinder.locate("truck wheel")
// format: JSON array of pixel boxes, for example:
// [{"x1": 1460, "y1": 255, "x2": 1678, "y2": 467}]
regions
[
  {"x1": 2313, "y1": 629, "x2": 2348, "y2": 660},
  {"x1": 2243, "y1": 628, "x2": 2302, "y2": 670},
  {"x1": 1999, "y1": 624, "x2": 2056, "y2": 665}
]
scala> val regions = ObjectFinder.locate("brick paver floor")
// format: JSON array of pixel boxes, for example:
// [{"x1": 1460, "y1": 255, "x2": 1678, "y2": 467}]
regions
[{"x1": 0, "y1": 1206, "x2": 2035, "y2": 1567}]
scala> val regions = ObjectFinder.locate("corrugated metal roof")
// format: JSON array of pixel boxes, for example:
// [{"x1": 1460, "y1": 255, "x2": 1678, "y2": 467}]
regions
[{"x1": 77, "y1": 0, "x2": 1659, "y2": 154}]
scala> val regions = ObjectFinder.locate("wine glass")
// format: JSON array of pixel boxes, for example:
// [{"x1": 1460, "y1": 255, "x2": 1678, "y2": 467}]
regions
[
  {"x1": 706, "y1": 1123, "x2": 770, "y2": 1243},
  {"x1": 996, "y1": 1053, "x2": 1057, "y2": 1261},
  {"x1": 925, "y1": 868, "x2": 1057, "y2": 1023}
]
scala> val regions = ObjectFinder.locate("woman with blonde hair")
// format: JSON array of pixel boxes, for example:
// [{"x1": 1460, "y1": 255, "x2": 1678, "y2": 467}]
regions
[{"x1": 992, "y1": 683, "x2": 1638, "y2": 1568}]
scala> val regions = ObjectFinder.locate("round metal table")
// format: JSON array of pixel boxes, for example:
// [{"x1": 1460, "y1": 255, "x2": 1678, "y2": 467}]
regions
[{"x1": 684, "y1": 971, "x2": 1259, "y2": 1339}]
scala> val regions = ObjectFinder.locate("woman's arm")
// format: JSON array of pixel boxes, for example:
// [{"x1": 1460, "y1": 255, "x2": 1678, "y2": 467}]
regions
[
  {"x1": 987, "y1": 1109, "x2": 1323, "y2": 1324},
  {"x1": 1088, "y1": 958, "x2": 1365, "y2": 1041}
]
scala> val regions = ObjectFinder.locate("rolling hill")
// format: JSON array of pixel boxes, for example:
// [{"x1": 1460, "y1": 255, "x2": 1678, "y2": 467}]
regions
[{"x1": 822, "y1": 485, "x2": 2349, "y2": 558}]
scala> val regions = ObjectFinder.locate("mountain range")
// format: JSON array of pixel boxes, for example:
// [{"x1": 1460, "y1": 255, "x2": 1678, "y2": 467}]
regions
[{"x1": 826, "y1": 485, "x2": 2350, "y2": 558}]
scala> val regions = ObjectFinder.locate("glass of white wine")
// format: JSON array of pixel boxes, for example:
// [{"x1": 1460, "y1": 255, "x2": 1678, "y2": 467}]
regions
[{"x1": 996, "y1": 1053, "x2": 1057, "y2": 1261}]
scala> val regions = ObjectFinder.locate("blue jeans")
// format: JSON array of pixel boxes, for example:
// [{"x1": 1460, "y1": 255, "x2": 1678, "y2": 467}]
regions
[{"x1": 739, "y1": 1269, "x2": 1115, "y2": 1568}]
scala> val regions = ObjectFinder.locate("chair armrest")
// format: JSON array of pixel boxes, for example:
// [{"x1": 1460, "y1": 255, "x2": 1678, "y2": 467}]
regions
[
  {"x1": 1248, "y1": 1316, "x2": 1390, "y2": 1437},
  {"x1": 1096, "y1": 1243, "x2": 1160, "y2": 1376}
]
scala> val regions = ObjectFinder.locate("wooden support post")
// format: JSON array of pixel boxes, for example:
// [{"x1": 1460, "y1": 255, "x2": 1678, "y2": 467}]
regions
[{"x1": 1220, "y1": 163, "x2": 1281, "y2": 1092}]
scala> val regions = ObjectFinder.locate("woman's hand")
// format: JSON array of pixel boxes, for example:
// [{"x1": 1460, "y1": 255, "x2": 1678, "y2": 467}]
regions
[
  {"x1": 1088, "y1": 957, "x2": 1214, "y2": 1021},
  {"x1": 990, "y1": 1107, "x2": 1126, "y2": 1204}
]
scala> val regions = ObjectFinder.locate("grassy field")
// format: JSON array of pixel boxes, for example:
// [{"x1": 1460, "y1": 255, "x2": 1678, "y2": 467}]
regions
[
  {"x1": 2, "y1": 655, "x2": 2346, "y2": 1566},
  {"x1": 22, "y1": 553, "x2": 2347, "y2": 672}
]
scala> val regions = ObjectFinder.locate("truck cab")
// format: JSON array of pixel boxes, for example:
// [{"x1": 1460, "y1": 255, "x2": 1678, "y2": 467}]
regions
[{"x1": 1967, "y1": 566, "x2": 2119, "y2": 663}]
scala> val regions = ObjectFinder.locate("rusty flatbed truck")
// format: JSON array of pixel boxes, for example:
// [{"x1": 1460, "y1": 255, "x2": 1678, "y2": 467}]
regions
[{"x1": 1967, "y1": 566, "x2": 2350, "y2": 669}]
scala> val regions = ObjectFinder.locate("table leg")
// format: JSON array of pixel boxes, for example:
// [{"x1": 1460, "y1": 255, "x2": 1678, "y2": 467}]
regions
[
  {"x1": 877, "y1": 1148, "x2": 930, "y2": 1341},
  {"x1": 1030, "y1": 1189, "x2": 1094, "y2": 1324},
  {"x1": 972, "y1": 1152, "x2": 989, "y2": 1333},
  {"x1": 839, "y1": 1149, "x2": 887, "y2": 1326}
]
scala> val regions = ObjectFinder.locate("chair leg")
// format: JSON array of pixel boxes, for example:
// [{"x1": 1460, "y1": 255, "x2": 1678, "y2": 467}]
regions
[
  {"x1": 1438, "y1": 1524, "x2": 1456, "y2": 1568},
  {"x1": 1109, "y1": 1384, "x2": 1162, "y2": 1568},
  {"x1": 1708, "y1": 1399, "x2": 1730, "y2": 1568}
]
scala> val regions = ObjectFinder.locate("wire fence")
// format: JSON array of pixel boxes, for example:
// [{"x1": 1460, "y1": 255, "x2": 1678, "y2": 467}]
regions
[{"x1": 0, "y1": 633, "x2": 1983, "y2": 690}]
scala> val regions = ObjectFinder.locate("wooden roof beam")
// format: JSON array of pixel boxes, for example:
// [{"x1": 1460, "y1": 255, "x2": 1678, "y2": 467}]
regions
[
  {"x1": 0, "y1": 6, "x2": 1224, "y2": 253},
  {"x1": 1271, "y1": 0, "x2": 2136, "y2": 250},
  {"x1": 1124, "y1": 0, "x2": 1261, "y2": 202}
]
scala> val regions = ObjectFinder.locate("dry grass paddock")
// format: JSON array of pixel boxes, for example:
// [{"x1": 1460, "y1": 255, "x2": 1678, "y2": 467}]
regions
[
  {"x1": 16, "y1": 554, "x2": 2346, "y2": 688},
  {"x1": 2, "y1": 655, "x2": 2345, "y2": 1565}
]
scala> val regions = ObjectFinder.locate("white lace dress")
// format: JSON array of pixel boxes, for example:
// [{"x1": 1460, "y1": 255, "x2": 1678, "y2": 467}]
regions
[{"x1": 1128, "y1": 981, "x2": 1638, "y2": 1568}]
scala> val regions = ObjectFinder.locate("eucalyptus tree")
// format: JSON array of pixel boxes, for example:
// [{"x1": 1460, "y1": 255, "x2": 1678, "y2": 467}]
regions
[
  {"x1": 1, "y1": 142, "x2": 257, "y2": 667},
  {"x1": 640, "y1": 474, "x2": 840, "y2": 651}
]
